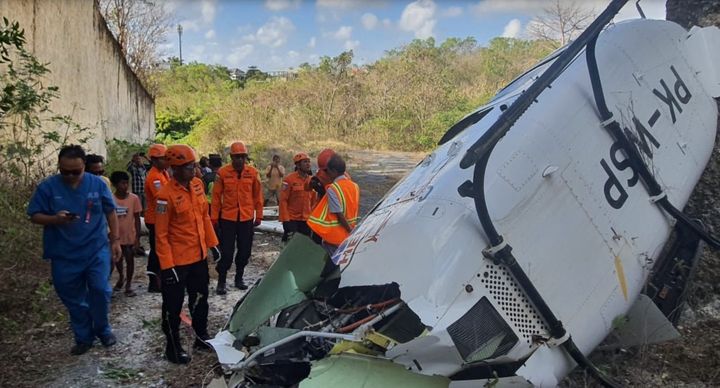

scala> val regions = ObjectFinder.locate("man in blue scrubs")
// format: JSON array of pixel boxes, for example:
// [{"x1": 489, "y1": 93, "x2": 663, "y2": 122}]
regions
[{"x1": 27, "y1": 145, "x2": 122, "y2": 355}]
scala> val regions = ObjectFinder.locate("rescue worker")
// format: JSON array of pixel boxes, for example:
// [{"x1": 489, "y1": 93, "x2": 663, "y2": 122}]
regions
[
  {"x1": 155, "y1": 144, "x2": 219, "y2": 364},
  {"x1": 211, "y1": 141, "x2": 263, "y2": 294},
  {"x1": 27, "y1": 145, "x2": 122, "y2": 355},
  {"x1": 307, "y1": 148, "x2": 351, "y2": 198},
  {"x1": 144, "y1": 144, "x2": 170, "y2": 293},
  {"x1": 307, "y1": 154, "x2": 359, "y2": 256},
  {"x1": 279, "y1": 152, "x2": 316, "y2": 242}
]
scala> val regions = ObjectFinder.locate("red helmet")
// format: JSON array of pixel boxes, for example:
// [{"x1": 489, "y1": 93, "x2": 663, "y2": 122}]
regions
[
  {"x1": 230, "y1": 141, "x2": 248, "y2": 155},
  {"x1": 317, "y1": 148, "x2": 335, "y2": 169},
  {"x1": 148, "y1": 144, "x2": 167, "y2": 158},
  {"x1": 293, "y1": 152, "x2": 310, "y2": 163},
  {"x1": 165, "y1": 144, "x2": 196, "y2": 166}
]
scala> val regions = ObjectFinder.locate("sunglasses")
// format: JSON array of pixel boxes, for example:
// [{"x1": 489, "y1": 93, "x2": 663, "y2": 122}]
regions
[
  {"x1": 59, "y1": 169, "x2": 83, "y2": 176},
  {"x1": 89, "y1": 170, "x2": 105, "y2": 176},
  {"x1": 179, "y1": 163, "x2": 196, "y2": 171}
]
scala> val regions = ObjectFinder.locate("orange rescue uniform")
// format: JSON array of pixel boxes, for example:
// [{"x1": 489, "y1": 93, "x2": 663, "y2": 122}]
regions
[
  {"x1": 211, "y1": 164, "x2": 264, "y2": 223},
  {"x1": 307, "y1": 178, "x2": 360, "y2": 246},
  {"x1": 279, "y1": 172, "x2": 316, "y2": 222},
  {"x1": 144, "y1": 166, "x2": 170, "y2": 225},
  {"x1": 155, "y1": 177, "x2": 219, "y2": 270}
]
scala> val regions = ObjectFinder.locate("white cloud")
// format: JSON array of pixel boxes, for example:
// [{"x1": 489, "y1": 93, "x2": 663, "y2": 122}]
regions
[
  {"x1": 254, "y1": 16, "x2": 296, "y2": 47},
  {"x1": 382, "y1": 18, "x2": 392, "y2": 28},
  {"x1": 179, "y1": 19, "x2": 201, "y2": 32},
  {"x1": 471, "y1": 0, "x2": 546, "y2": 15},
  {"x1": 265, "y1": 0, "x2": 301, "y2": 11},
  {"x1": 399, "y1": 0, "x2": 437, "y2": 39},
  {"x1": 333, "y1": 26, "x2": 353, "y2": 40},
  {"x1": 201, "y1": 0, "x2": 217, "y2": 23},
  {"x1": 205, "y1": 29, "x2": 216, "y2": 39},
  {"x1": 227, "y1": 44, "x2": 255, "y2": 67},
  {"x1": 316, "y1": 0, "x2": 385, "y2": 9},
  {"x1": 308, "y1": 36, "x2": 317, "y2": 48},
  {"x1": 288, "y1": 50, "x2": 300, "y2": 60},
  {"x1": 502, "y1": 18, "x2": 522, "y2": 38},
  {"x1": 442, "y1": 6, "x2": 463, "y2": 17},
  {"x1": 211, "y1": 54, "x2": 223, "y2": 64},
  {"x1": 361, "y1": 13, "x2": 379, "y2": 30},
  {"x1": 344, "y1": 40, "x2": 359, "y2": 50}
]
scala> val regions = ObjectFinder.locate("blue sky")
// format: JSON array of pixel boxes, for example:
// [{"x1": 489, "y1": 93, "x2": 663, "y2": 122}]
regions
[{"x1": 164, "y1": 0, "x2": 666, "y2": 71}]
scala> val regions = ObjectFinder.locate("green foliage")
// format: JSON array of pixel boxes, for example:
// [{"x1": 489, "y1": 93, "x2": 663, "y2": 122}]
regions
[
  {"x1": 153, "y1": 36, "x2": 552, "y2": 153},
  {"x1": 105, "y1": 138, "x2": 152, "y2": 175}
]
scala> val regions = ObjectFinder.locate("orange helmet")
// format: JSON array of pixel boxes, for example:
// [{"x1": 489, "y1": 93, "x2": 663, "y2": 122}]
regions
[
  {"x1": 230, "y1": 141, "x2": 248, "y2": 155},
  {"x1": 148, "y1": 144, "x2": 167, "y2": 158},
  {"x1": 165, "y1": 144, "x2": 196, "y2": 166},
  {"x1": 293, "y1": 152, "x2": 310, "y2": 163},
  {"x1": 317, "y1": 148, "x2": 335, "y2": 169}
]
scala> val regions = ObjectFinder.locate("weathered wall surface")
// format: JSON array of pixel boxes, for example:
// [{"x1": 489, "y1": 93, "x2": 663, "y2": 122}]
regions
[{"x1": 0, "y1": 0, "x2": 155, "y2": 156}]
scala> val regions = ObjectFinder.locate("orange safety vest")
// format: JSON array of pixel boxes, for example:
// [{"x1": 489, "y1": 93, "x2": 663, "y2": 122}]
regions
[
  {"x1": 307, "y1": 177, "x2": 360, "y2": 246},
  {"x1": 155, "y1": 177, "x2": 219, "y2": 270},
  {"x1": 211, "y1": 164, "x2": 264, "y2": 223},
  {"x1": 144, "y1": 167, "x2": 170, "y2": 225}
]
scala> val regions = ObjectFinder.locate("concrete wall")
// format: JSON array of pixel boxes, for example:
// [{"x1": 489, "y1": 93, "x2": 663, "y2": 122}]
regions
[{"x1": 0, "y1": 0, "x2": 155, "y2": 156}]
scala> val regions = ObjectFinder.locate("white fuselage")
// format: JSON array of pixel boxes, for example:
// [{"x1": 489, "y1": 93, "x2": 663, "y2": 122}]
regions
[{"x1": 333, "y1": 19, "x2": 719, "y2": 385}]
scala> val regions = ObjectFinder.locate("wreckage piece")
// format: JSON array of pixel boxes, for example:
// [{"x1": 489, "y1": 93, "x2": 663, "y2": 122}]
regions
[{"x1": 210, "y1": 11, "x2": 720, "y2": 388}]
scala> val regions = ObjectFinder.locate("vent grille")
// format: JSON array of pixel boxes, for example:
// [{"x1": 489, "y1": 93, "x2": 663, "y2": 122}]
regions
[
  {"x1": 447, "y1": 297, "x2": 518, "y2": 362},
  {"x1": 480, "y1": 263, "x2": 548, "y2": 345}
]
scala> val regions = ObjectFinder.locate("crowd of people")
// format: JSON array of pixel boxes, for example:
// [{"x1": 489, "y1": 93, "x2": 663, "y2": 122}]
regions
[{"x1": 26, "y1": 142, "x2": 359, "y2": 364}]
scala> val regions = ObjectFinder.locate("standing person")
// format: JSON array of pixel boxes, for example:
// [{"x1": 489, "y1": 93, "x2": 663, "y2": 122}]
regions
[
  {"x1": 127, "y1": 153, "x2": 149, "y2": 257},
  {"x1": 279, "y1": 152, "x2": 315, "y2": 242},
  {"x1": 127, "y1": 153, "x2": 148, "y2": 210},
  {"x1": 211, "y1": 141, "x2": 263, "y2": 294},
  {"x1": 144, "y1": 144, "x2": 169, "y2": 293},
  {"x1": 202, "y1": 154, "x2": 223, "y2": 202},
  {"x1": 264, "y1": 154, "x2": 285, "y2": 206},
  {"x1": 110, "y1": 171, "x2": 142, "y2": 297},
  {"x1": 27, "y1": 145, "x2": 122, "y2": 355},
  {"x1": 86, "y1": 154, "x2": 112, "y2": 189},
  {"x1": 307, "y1": 148, "x2": 351, "y2": 198},
  {"x1": 199, "y1": 156, "x2": 212, "y2": 175},
  {"x1": 307, "y1": 154, "x2": 360, "y2": 256},
  {"x1": 155, "y1": 145, "x2": 219, "y2": 364}
]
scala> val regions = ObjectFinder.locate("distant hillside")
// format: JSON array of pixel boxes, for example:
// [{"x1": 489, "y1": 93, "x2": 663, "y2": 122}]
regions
[{"x1": 151, "y1": 37, "x2": 552, "y2": 153}]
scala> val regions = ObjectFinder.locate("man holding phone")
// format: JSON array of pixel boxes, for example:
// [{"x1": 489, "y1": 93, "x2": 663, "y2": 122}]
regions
[{"x1": 27, "y1": 145, "x2": 122, "y2": 356}]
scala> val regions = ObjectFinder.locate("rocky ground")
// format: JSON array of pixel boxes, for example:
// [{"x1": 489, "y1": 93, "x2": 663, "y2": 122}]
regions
[{"x1": 3, "y1": 145, "x2": 720, "y2": 387}]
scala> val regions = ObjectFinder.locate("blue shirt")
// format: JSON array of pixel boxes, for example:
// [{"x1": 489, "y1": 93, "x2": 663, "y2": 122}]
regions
[{"x1": 27, "y1": 174, "x2": 116, "y2": 261}]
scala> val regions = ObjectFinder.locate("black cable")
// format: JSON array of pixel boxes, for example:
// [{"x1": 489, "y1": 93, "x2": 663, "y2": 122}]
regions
[{"x1": 585, "y1": 35, "x2": 720, "y2": 249}]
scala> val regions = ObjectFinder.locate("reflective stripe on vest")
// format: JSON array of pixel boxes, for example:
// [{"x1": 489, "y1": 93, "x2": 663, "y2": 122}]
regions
[{"x1": 307, "y1": 179, "x2": 359, "y2": 245}]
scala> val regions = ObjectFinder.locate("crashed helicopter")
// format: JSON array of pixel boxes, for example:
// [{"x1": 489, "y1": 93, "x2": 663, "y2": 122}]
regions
[{"x1": 208, "y1": 0, "x2": 720, "y2": 386}]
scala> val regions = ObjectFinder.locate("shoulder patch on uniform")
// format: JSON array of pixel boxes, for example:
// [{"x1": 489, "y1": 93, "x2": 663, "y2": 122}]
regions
[
  {"x1": 153, "y1": 180, "x2": 161, "y2": 189},
  {"x1": 282, "y1": 182, "x2": 289, "y2": 191},
  {"x1": 156, "y1": 199, "x2": 168, "y2": 214}
]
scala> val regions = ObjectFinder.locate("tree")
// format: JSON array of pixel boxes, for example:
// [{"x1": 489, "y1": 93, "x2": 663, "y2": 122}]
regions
[
  {"x1": 99, "y1": 0, "x2": 173, "y2": 90},
  {"x1": 527, "y1": 0, "x2": 595, "y2": 49}
]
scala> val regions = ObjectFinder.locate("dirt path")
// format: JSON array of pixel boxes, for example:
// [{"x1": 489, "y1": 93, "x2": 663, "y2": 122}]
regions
[{"x1": 5, "y1": 150, "x2": 422, "y2": 388}]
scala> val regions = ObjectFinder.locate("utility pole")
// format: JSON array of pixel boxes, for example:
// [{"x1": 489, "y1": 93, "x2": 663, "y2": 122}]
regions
[{"x1": 177, "y1": 24, "x2": 183, "y2": 65}]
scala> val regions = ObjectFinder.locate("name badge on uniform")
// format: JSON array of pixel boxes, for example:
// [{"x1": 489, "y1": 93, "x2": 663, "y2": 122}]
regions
[
  {"x1": 156, "y1": 200, "x2": 168, "y2": 214},
  {"x1": 116, "y1": 206, "x2": 128, "y2": 216}
]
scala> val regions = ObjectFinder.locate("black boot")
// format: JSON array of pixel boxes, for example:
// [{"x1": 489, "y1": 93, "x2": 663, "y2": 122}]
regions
[
  {"x1": 216, "y1": 273, "x2": 227, "y2": 295},
  {"x1": 165, "y1": 341, "x2": 191, "y2": 364},
  {"x1": 234, "y1": 277, "x2": 248, "y2": 290}
]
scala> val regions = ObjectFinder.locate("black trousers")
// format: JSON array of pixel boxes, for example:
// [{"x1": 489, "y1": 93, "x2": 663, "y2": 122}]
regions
[
  {"x1": 161, "y1": 259, "x2": 209, "y2": 345},
  {"x1": 217, "y1": 219, "x2": 254, "y2": 282},
  {"x1": 147, "y1": 224, "x2": 160, "y2": 279},
  {"x1": 281, "y1": 220, "x2": 312, "y2": 242}
]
